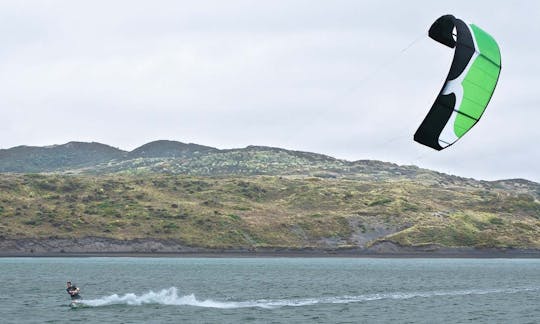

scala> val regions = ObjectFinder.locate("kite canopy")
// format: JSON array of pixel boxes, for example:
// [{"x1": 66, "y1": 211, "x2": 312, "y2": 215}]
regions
[{"x1": 414, "y1": 14, "x2": 501, "y2": 150}]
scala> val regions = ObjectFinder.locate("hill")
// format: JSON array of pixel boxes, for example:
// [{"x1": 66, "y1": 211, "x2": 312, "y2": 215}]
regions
[
  {"x1": 0, "y1": 141, "x2": 538, "y2": 255},
  {"x1": 0, "y1": 142, "x2": 126, "y2": 173},
  {"x1": 128, "y1": 140, "x2": 218, "y2": 159},
  {"x1": 0, "y1": 140, "x2": 451, "y2": 181},
  {"x1": 0, "y1": 173, "x2": 538, "y2": 255}
]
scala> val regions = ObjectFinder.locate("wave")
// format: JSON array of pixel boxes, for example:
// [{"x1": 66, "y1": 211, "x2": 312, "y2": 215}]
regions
[{"x1": 80, "y1": 286, "x2": 538, "y2": 309}]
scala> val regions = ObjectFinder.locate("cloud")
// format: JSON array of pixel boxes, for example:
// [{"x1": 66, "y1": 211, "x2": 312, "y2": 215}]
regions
[{"x1": 0, "y1": 0, "x2": 538, "y2": 181}]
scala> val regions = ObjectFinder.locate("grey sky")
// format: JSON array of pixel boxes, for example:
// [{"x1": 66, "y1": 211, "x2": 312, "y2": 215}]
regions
[{"x1": 1, "y1": 0, "x2": 538, "y2": 182}]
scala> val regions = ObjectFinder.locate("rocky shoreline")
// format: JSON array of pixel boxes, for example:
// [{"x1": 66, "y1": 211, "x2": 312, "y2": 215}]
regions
[{"x1": 2, "y1": 237, "x2": 540, "y2": 258}]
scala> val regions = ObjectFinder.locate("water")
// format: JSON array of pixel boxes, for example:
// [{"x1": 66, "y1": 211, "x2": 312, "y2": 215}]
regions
[{"x1": 0, "y1": 258, "x2": 539, "y2": 323}]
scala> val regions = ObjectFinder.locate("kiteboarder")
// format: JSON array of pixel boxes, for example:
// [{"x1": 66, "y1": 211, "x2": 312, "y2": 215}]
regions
[{"x1": 66, "y1": 281, "x2": 82, "y2": 301}]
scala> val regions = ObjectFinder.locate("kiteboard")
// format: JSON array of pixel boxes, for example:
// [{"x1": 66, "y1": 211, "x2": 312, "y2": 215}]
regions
[{"x1": 69, "y1": 300, "x2": 83, "y2": 308}]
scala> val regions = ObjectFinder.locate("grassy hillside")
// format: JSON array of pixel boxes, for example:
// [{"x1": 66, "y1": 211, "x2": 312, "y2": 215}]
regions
[
  {"x1": 1, "y1": 173, "x2": 538, "y2": 250},
  {"x1": 0, "y1": 141, "x2": 450, "y2": 181}
]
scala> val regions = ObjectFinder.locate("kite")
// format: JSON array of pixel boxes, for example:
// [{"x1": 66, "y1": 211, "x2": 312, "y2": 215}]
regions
[{"x1": 414, "y1": 14, "x2": 501, "y2": 150}]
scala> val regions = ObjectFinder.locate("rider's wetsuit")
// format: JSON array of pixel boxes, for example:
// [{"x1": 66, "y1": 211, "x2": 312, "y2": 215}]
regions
[{"x1": 67, "y1": 286, "x2": 81, "y2": 300}]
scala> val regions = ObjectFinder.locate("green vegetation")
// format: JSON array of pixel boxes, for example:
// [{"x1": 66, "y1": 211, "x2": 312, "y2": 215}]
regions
[
  {"x1": 0, "y1": 141, "x2": 430, "y2": 181},
  {"x1": 1, "y1": 141, "x2": 539, "y2": 250},
  {"x1": 0, "y1": 173, "x2": 538, "y2": 249}
]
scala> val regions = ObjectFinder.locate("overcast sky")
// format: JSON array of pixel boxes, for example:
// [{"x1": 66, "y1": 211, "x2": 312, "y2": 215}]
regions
[{"x1": 1, "y1": 1, "x2": 538, "y2": 182}]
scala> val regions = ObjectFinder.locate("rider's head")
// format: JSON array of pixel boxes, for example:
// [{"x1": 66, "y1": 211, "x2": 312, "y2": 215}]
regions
[{"x1": 67, "y1": 281, "x2": 72, "y2": 287}]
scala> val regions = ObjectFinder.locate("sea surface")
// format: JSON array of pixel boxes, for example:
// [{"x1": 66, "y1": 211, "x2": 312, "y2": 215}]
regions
[{"x1": 0, "y1": 257, "x2": 539, "y2": 323}]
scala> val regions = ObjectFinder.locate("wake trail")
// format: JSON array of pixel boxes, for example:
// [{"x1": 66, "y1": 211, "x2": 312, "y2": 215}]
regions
[{"x1": 80, "y1": 286, "x2": 538, "y2": 309}]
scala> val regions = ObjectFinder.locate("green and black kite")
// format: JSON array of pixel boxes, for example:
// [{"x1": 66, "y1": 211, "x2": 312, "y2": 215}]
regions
[{"x1": 414, "y1": 14, "x2": 501, "y2": 150}]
